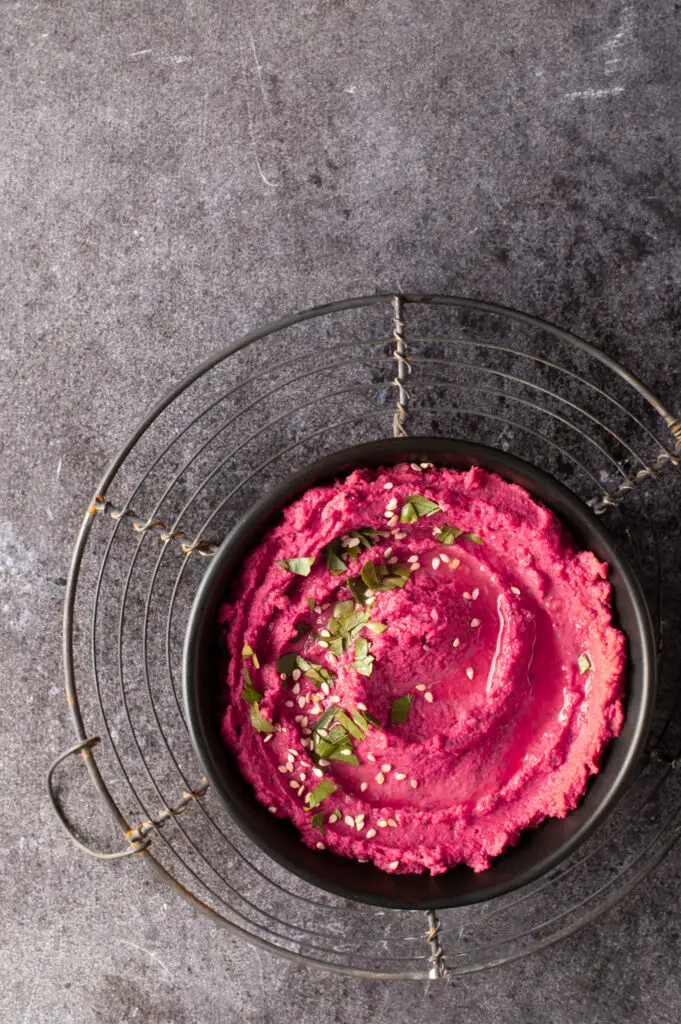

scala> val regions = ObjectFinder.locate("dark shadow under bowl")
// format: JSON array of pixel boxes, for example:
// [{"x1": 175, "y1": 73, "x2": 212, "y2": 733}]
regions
[{"x1": 183, "y1": 438, "x2": 656, "y2": 909}]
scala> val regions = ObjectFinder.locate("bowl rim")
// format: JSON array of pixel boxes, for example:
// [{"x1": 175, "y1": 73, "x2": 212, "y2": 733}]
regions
[{"x1": 183, "y1": 437, "x2": 656, "y2": 909}]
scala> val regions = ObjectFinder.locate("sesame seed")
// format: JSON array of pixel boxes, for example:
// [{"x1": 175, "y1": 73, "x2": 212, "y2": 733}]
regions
[
  {"x1": 309, "y1": 705, "x2": 322, "y2": 715},
  {"x1": 316, "y1": 841, "x2": 325, "y2": 850},
  {"x1": 327, "y1": 653, "x2": 338, "y2": 664},
  {"x1": 301, "y1": 734, "x2": 311, "y2": 745},
  {"x1": 288, "y1": 747, "x2": 298, "y2": 756},
  {"x1": 268, "y1": 806, "x2": 277, "y2": 813},
  {"x1": 286, "y1": 753, "x2": 295, "y2": 763},
  {"x1": 321, "y1": 682, "x2": 330, "y2": 696},
  {"x1": 387, "y1": 818, "x2": 398, "y2": 828},
  {"x1": 394, "y1": 772, "x2": 407, "y2": 781},
  {"x1": 410, "y1": 463, "x2": 422, "y2": 472},
  {"x1": 347, "y1": 537, "x2": 361, "y2": 547},
  {"x1": 375, "y1": 772, "x2": 385, "y2": 784},
  {"x1": 263, "y1": 733, "x2": 273, "y2": 743},
  {"x1": 357, "y1": 702, "x2": 367, "y2": 710},
  {"x1": 299, "y1": 772, "x2": 306, "y2": 781},
  {"x1": 358, "y1": 858, "x2": 369, "y2": 863},
  {"x1": 389, "y1": 860, "x2": 400, "y2": 870},
  {"x1": 410, "y1": 779, "x2": 418, "y2": 788},
  {"x1": 415, "y1": 684, "x2": 426, "y2": 691},
  {"x1": 313, "y1": 767, "x2": 323, "y2": 778},
  {"x1": 292, "y1": 669, "x2": 302, "y2": 682},
  {"x1": 322, "y1": 602, "x2": 330, "y2": 610},
  {"x1": 355, "y1": 820, "x2": 364, "y2": 831},
  {"x1": 463, "y1": 592, "x2": 472, "y2": 600},
  {"x1": 451, "y1": 558, "x2": 460, "y2": 569},
  {"x1": 319, "y1": 629, "x2": 330, "y2": 637},
  {"x1": 285, "y1": 700, "x2": 294, "y2": 708},
  {"x1": 466, "y1": 666, "x2": 474, "y2": 680},
  {"x1": 329, "y1": 695, "x2": 341, "y2": 704},
  {"x1": 411, "y1": 562, "x2": 421, "y2": 571},
  {"x1": 280, "y1": 673, "x2": 287, "y2": 681},
  {"x1": 355, "y1": 812, "x2": 365, "y2": 822},
  {"x1": 304, "y1": 792, "x2": 311, "y2": 802},
  {"x1": 420, "y1": 462, "x2": 433, "y2": 469},
  {"x1": 366, "y1": 753, "x2": 376, "y2": 762},
  {"x1": 341, "y1": 535, "x2": 350, "y2": 547},
  {"x1": 344, "y1": 815, "x2": 355, "y2": 827},
  {"x1": 384, "y1": 510, "x2": 394, "y2": 519},
  {"x1": 297, "y1": 696, "x2": 306, "y2": 708},
  {"x1": 317, "y1": 728, "x2": 329, "y2": 738},
  {"x1": 301, "y1": 716, "x2": 308, "y2": 727},
  {"x1": 511, "y1": 586, "x2": 521, "y2": 595},
  {"x1": 341, "y1": 748, "x2": 352, "y2": 756},
  {"x1": 366, "y1": 828, "x2": 377, "y2": 839},
  {"x1": 366, "y1": 595, "x2": 376, "y2": 605},
  {"x1": 275, "y1": 723, "x2": 282, "y2": 732},
  {"x1": 472, "y1": 588, "x2": 479, "y2": 599},
  {"x1": 384, "y1": 481, "x2": 394, "y2": 490},
  {"x1": 440, "y1": 552, "x2": 450, "y2": 563},
  {"x1": 377, "y1": 819, "x2": 388, "y2": 828},
  {"x1": 471, "y1": 618, "x2": 481, "y2": 628},
  {"x1": 318, "y1": 641, "x2": 329, "y2": 649},
  {"x1": 360, "y1": 781, "x2": 368, "y2": 792},
  {"x1": 386, "y1": 497, "x2": 398, "y2": 511},
  {"x1": 382, "y1": 763, "x2": 392, "y2": 773},
  {"x1": 290, "y1": 780, "x2": 299, "y2": 789},
  {"x1": 431, "y1": 557, "x2": 440, "y2": 570},
  {"x1": 294, "y1": 715, "x2": 302, "y2": 724},
  {"x1": 387, "y1": 556, "x2": 398, "y2": 564},
  {"x1": 387, "y1": 514, "x2": 399, "y2": 528},
  {"x1": 424, "y1": 691, "x2": 434, "y2": 703},
  {"x1": 394, "y1": 531, "x2": 407, "y2": 540},
  {"x1": 384, "y1": 547, "x2": 393, "y2": 557},
  {"x1": 318, "y1": 758, "x2": 330, "y2": 766},
  {"x1": 453, "y1": 637, "x2": 460, "y2": 647},
  {"x1": 408, "y1": 554, "x2": 419, "y2": 564},
  {"x1": 277, "y1": 765, "x2": 288, "y2": 774},
  {"x1": 292, "y1": 683, "x2": 300, "y2": 695},
  {"x1": 328, "y1": 813, "x2": 339, "y2": 824},
  {"x1": 314, "y1": 605, "x2": 322, "y2": 614},
  {"x1": 285, "y1": 764, "x2": 293, "y2": 773}
]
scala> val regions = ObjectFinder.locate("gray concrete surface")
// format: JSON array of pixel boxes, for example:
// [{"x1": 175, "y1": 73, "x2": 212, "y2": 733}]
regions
[{"x1": 2, "y1": 0, "x2": 681, "y2": 1021}]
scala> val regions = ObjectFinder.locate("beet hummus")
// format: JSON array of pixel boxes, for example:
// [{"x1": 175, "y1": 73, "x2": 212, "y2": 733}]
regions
[{"x1": 219, "y1": 463, "x2": 626, "y2": 875}]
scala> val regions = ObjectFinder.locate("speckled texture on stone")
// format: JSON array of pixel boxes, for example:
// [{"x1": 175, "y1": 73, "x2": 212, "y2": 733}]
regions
[{"x1": 2, "y1": 0, "x2": 681, "y2": 1021}]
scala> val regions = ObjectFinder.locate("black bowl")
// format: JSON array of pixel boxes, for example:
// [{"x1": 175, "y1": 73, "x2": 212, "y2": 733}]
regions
[{"x1": 183, "y1": 438, "x2": 656, "y2": 909}]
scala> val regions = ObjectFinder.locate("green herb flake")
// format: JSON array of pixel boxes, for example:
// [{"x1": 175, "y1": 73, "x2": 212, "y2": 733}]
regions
[
  {"x1": 306, "y1": 597, "x2": 316, "y2": 613},
  {"x1": 360, "y1": 559, "x2": 412, "y2": 593},
  {"x1": 578, "y1": 653, "x2": 592, "y2": 674},
  {"x1": 324, "y1": 539, "x2": 347, "y2": 576},
  {"x1": 310, "y1": 812, "x2": 325, "y2": 834},
  {"x1": 242, "y1": 666, "x2": 263, "y2": 705},
  {"x1": 307, "y1": 779, "x2": 339, "y2": 810},
  {"x1": 465, "y1": 533, "x2": 484, "y2": 545},
  {"x1": 347, "y1": 576, "x2": 369, "y2": 606},
  {"x1": 276, "y1": 652, "x2": 298, "y2": 683},
  {"x1": 276, "y1": 556, "x2": 315, "y2": 576},
  {"x1": 435, "y1": 525, "x2": 464, "y2": 545},
  {"x1": 296, "y1": 655, "x2": 335, "y2": 687},
  {"x1": 250, "y1": 702, "x2": 274, "y2": 733},
  {"x1": 366, "y1": 621, "x2": 387, "y2": 633},
  {"x1": 390, "y1": 693, "x2": 413, "y2": 724},
  {"x1": 351, "y1": 635, "x2": 375, "y2": 677},
  {"x1": 400, "y1": 493, "x2": 441, "y2": 523},
  {"x1": 242, "y1": 643, "x2": 254, "y2": 658}
]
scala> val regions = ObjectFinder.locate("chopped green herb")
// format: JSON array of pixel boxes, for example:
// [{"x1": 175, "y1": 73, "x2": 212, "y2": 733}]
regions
[
  {"x1": 332, "y1": 807, "x2": 342, "y2": 819},
  {"x1": 307, "y1": 779, "x2": 339, "y2": 810},
  {"x1": 310, "y1": 812, "x2": 325, "y2": 834},
  {"x1": 390, "y1": 694, "x2": 413, "y2": 724},
  {"x1": 435, "y1": 525, "x2": 464, "y2": 545},
  {"x1": 242, "y1": 643, "x2": 254, "y2": 657},
  {"x1": 351, "y1": 635, "x2": 375, "y2": 677},
  {"x1": 276, "y1": 557, "x2": 315, "y2": 576},
  {"x1": 350, "y1": 706, "x2": 379, "y2": 732},
  {"x1": 306, "y1": 597, "x2": 316, "y2": 613},
  {"x1": 578, "y1": 653, "x2": 592, "y2": 674},
  {"x1": 295, "y1": 655, "x2": 335, "y2": 687},
  {"x1": 347, "y1": 576, "x2": 369, "y2": 606},
  {"x1": 324, "y1": 539, "x2": 347, "y2": 575},
  {"x1": 276, "y1": 652, "x2": 298, "y2": 683},
  {"x1": 316, "y1": 602, "x2": 372, "y2": 654},
  {"x1": 242, "y1": 666, "x2": 262, "y2": 705},
  {"x1": 250, "y1": 703, "x2": 274, "y2": 733},
  {"x1": 366, "y1": 621, "x2": 387, "y2": 634},
  {"x1": 436, "y1": 524, "x2": 484, "y2": 546},
  {"x1": 333, "y1": 599, "x2": 355, "y2": 619},
  {"x1": 335, "y1": 708, "x2": 367, "y2": 741},
  {"x1": 360, "y1": 559, "x2": 412, "y2": 592},
  {"x1": 400, "y1": 493, "x2": 441, "y2": 523}
]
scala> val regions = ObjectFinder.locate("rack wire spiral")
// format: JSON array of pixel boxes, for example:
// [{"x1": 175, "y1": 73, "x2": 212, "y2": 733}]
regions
[{"x1": 49, "y1": 294, "x2": 681, "y2": 980}]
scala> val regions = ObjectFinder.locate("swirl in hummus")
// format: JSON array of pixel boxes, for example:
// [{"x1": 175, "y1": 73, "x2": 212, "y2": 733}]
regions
[{"x1": 219, "y1": 463, "x2": 625, "y2": 875}]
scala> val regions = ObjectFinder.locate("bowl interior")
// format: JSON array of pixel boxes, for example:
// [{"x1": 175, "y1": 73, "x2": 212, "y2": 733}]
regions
[{"x1": 183, "y1": 437, "x2": 656, "y2": 909}]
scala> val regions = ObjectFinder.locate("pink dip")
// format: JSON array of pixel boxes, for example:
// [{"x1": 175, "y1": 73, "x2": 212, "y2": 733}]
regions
[{"x1": 219, "y1": 464, "x2": 625, "y2": 875}]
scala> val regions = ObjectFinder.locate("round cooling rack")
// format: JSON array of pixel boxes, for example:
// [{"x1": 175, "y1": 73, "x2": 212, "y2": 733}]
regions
[{"x1": 49, "y1": 294, "x2": 681, "y2": 980}]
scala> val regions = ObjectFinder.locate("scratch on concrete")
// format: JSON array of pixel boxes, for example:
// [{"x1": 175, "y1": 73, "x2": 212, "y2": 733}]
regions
[{"x1": 565, "y1": 86, "x2": 625, "y2": 99}]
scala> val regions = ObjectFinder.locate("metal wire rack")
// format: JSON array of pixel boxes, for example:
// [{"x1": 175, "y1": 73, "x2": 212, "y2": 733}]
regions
[{"x1": 49, "y1": 294, "x2": 681, "y2": 980}]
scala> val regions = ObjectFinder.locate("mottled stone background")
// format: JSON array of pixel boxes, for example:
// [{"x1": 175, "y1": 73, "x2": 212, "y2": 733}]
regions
[{"x1": 2, "y1": 1, "x2": 681, "y2": 1021}]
